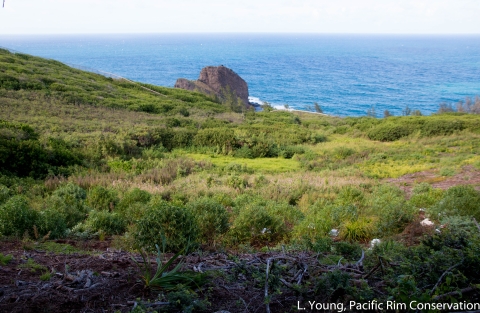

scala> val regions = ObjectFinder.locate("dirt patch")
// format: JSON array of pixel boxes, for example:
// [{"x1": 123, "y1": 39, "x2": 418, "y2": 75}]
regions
[
  {"x1": 386, "y1": 165, "x2": 480, "y2": 197},
  {"x1": 0, "y1": 241, "x2": 142, "y2": 313},
  {"x1": 0, "y1": 241, "x2": 309, "y2": 313},
  {"x1": 0, "y1": 239, "x2": 385, "y2": 313}
]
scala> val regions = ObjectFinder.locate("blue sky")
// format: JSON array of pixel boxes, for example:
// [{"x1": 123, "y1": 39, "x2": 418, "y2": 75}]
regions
[{"x1": 1, "y1": 0, "x2": 479, "y2": 34}]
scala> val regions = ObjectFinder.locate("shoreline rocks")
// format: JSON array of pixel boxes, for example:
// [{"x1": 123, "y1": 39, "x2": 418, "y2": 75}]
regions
[{"x1": 174, "y1": 65, "x2": 250, "y2": 107}]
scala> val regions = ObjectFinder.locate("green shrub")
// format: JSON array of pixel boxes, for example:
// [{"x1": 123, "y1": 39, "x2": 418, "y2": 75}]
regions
[
  {"x1": 48, "y1": 183, "x2": 89, "y2": 228},
  {"x1": 233, "y1": 145, "x2": 254, "y2": 158},
  {"x1": 0, "y1": 253, "x2": 13, "y2": 265},
  {"x1": 229, "y1": 206, "x2": 285, "y2": 246},
  {"x1": 278, "y1": 145, "x2": 305, "y2": 159},
  {"x1": 292, "y1": 211, "x2": 333, "y2": 244},
  {"x1": 333, "y1": 147, "x2": 355, "y2": 159},
  {"x1": 409, "y1": 183, "x2": 444, "y2": 209},
  {"x1": 369, "y1": 185, "x2": 415, "y2": 236},
  {"x1": 0, "y1": 184, "x2": 10, "y2": 204},
  {"x1": 187, "y1": 197, "x2": 229, "y2": 246},
  {"x1": 340, "y1": 218, "x2": 375, "y2": 243},
  {"x1": 333, "y1": 241, "x2": 363, "y2": 260},
  {"x1": 193, "y1": 128, "x2": 236, "y2": 154},
  {"x1": 421, "y1": 119, "x2": 465, "y2": 137},
  {"x1": 117, "y1": 188, "x2": 151, "y2": 220},
  {"x1": 0, "y1": 195, "x2": 38, "y2": 237},
  {"x1": 87, "y1": 185, "x2": 119, "y2": 211},
  {"x1": 0, "y1": 121, "x2": 82, "y2": 178},
  {"x1": 335, "y1": 186, "x2": 365, "y2": 207},
  {"x1": 266, "y1": 202, "x2": 304, "y2": 232},
  {"x1": 368, "y1": 124, "x2": 413, "y2": 141},
  {"x1": 172, "y1": 128, "x2": 197, "y2": 148},
  {"x1": 84, "y1": 210, "x2": 127, "y2": 235},
  {"x1": 134, "y1": 200, "x2": 199, "y2": 252},
  {"x1": 37, "y1": 208, "x2": 68, "y2": 239},
  {"x1": 431, "y1": 185, "x2": 480, "y2": 221}
]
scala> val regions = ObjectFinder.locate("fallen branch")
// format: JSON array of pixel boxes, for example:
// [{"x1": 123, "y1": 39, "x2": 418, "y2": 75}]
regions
[
  {"x1": 430, "y1": 262, "x2": 462, "y2": 296},
  {"x1": 355, "y1": 250, "x2": 365, "y2": 267},
  {"x1": 297, "y1": 263, "x2": 308, "y2": 285},
  {"x1": 433, "y1": 286, "x2": 478, "y2": 301},
  {"x1": 264, "y1": 256, "x2": 296, "y2": 313},
  {"x1": 363, "y1": 262, "x2": 381, "y2": 280},
  {"x1": 265, "y1": 258, "x2": 272, "y2": 313}
]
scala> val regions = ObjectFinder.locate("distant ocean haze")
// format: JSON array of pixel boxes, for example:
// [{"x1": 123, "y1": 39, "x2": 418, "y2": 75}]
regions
[{"x1": 1, "y1": 33, "x2": 479, "y2": 116}]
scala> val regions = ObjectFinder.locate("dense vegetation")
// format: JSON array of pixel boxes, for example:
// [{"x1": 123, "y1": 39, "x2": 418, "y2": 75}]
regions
[{"x1": 1, "y1": 48, "x2": 480, "y2": 310}]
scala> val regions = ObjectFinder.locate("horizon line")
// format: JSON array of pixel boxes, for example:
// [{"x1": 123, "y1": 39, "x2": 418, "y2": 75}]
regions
[{"x1": 1, "y1": 32, "x2": 480, "y2": 36}]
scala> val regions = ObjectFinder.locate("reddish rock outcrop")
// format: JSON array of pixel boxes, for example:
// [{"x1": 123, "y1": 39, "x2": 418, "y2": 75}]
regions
[{"x1": 174, "y1": 66, "x2": 249, "y2": 106}]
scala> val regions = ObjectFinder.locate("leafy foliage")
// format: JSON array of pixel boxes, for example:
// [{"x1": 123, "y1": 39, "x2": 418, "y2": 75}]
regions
[
  {"x1": 133, "y1": 244, "x2": 205, "y2": 291},
  {"x1": 47, "y1": 183, "x2": 90, "y2": 228},
  {"x1": 87, "y1": 185, "x2": 119, "y2": 211},
  {"x1": 187, "y1": 197, "x2": 230, "y2": 246},
  {"x1": 0, "y1": 195, "x2": 38, "y2": 237},
  {"x1": 84, "y1": 210, "x2": 127, "y2": 235},
  {"x1": 134, "y1": 200, "x2": 199, "y2": 252}
]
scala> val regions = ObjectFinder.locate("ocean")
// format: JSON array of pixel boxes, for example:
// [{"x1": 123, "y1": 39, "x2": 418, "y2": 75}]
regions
[{"x1": 1, "y1": 33, "x2": 479, "y2": 116}]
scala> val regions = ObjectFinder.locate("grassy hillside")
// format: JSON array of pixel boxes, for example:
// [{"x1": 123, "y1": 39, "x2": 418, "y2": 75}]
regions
[{"x1": 1, "y1": 49, "x2": 480, "y2": 310}]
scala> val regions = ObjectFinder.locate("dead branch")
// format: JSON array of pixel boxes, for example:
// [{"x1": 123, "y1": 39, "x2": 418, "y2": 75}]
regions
[
  {"x1": 363, "y1": 262, "x2": 381, "y2": 280},
  {"x1": 433, "y1": 286, "x2": 478, "y2": 301},
  {"x1": 297, "y1": 263, "x2": 308, "y2": 285},
  {"x1": 430, "y1": 262, "x2": 462, "y2": 296},
  {"x1": 355, "y1": 250, "x2": 365, "y2": 267}
]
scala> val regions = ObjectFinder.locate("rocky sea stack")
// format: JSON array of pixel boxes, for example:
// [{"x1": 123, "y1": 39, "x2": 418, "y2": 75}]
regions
[{"x1": 174, "y1": 65, "x2": 250, "y2": 107}]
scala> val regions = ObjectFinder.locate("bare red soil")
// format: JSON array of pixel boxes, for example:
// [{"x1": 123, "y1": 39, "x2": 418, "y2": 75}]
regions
[{"x1": 386, "y1": 165, "x2": 480, "y2": 197}]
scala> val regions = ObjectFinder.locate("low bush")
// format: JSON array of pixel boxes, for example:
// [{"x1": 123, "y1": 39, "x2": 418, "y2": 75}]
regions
[
  {"x1": 431, "y1": 185, "x2": 480, "y2": 221},
  {"x1": 292, "y1": 211, "x2": 333, "y2": 244},
  {"x1": 421, "y1": 119, "x2": 465, "y2": 136},
  {"x1": 193, "y1": 128, "x2": 236, "y2": 154},
  {"x1": 367, "y1": 124, "x2": 413, "y2": 142},
  {"x1": 37, "y1": 208, "x2": 68, "y2": 239},
  {"x1": 117, "y1": 188, "x2": 151, "y2": 221},
  {"x1": 134, "y1": 200, "x2": 199, "y2": 252},
  {"x1": 47, "y1": 183, "x2": 89, "y2": 228},
  {"x1": 84, "y1": 210, "x2": 127, "y2": 235},
  {"x1": 0, "y1": 195, "x2": 38, "y2": 237},
  {"x1": 187, "y1": 197, "x2": 229, "y2": 246},
  {"x1": 369, "y1": 185, "x2": 416, "y2": 236},
  {"x1": 409, "y1": 183, "x2": 444, "y2": 208},
  {"x1": 228, "y1": 206, "x2": 286, "y2": 246},
  {"x1": 340, "y1": 218, "x2": 375, "y2": 243},
  {"x1": 87, "y1": 185, "x2": 119, "y2": 211},
  {"x1": 0, "y1": 184, "x2": 10, "y2": 204}
]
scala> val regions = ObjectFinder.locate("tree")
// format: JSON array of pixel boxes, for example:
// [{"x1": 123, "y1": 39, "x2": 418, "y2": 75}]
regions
[
  {"x1": 402, "y1": 105, "x2": 412, "y2": 116},
  {"x1": 366, "y1": 105, "x2": 376, "y2": 118},
  {"x1": 314, "y1": 102, "x2": 323, "y2": 113},
  {"x1": 383, "y1": 110, "x2": 392, "y2": 118},
  {"x1": 437, "y1": 103, "x2": 455, "y2": 114}
]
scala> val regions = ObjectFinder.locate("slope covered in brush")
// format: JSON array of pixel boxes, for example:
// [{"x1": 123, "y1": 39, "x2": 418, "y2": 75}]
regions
[{"x1": 0, "y1": 48, "x2": 226, "y2": 114}]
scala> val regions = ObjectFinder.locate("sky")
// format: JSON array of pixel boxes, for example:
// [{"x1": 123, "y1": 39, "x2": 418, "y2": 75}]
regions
[{"x1": 0, "y1": 0, "x2": 479, "y2": 35}]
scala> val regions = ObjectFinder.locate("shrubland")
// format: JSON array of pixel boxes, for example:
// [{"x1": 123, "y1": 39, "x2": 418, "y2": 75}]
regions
[{"x1": 1, "y1": 48, "x2": 480, "y2": 308}]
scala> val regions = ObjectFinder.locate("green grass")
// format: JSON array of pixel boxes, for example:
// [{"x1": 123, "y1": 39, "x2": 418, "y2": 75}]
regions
[
  {"x1": 185, "y1": 153, "x2": 301, "y2": 173},
  {"x1": 0, "y1": 253, "x2": 13, "y2": 265},
  {"x1": 18, "y1": 258, "x2": 47, "y2": 273},
  {"x1": 35, "y1": 242, "x2": 83, "y2": 255}
]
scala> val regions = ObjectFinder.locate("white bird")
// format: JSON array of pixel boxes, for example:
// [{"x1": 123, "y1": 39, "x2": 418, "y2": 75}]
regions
[
  {"x1": 369, "y1": 238, "x2": 381, "y2": 249},
  {"x1": 420, "y1": 218, "x2": 434, "y2": 227}
]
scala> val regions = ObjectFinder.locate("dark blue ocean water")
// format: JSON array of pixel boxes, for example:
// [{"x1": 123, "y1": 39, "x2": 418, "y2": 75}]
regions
[{"x1": 1, "y1": 34, "x2": 479, "y2": 116}]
